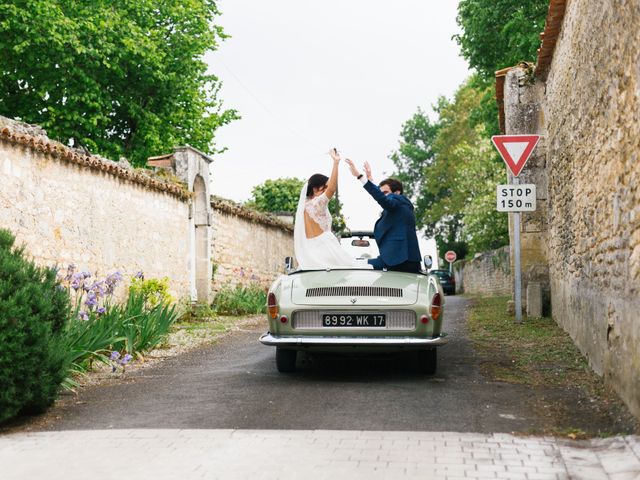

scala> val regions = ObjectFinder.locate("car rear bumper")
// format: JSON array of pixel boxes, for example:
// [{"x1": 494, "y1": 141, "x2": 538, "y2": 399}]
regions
[{"x1": 259, "y1": 332, "x2": 448, "y2": 348}]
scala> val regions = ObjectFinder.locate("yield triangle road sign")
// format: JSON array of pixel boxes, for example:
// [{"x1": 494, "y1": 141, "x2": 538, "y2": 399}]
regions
[{"x1": 491, "y1": 135, "x2": 541, "y2": 177}]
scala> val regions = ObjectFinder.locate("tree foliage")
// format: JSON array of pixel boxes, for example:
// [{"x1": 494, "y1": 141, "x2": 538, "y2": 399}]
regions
[
  {"x1": 455, "y1": 0, "x2": 549, "y2": 139},
  {"x1": 455, "y1": 0, "x2": 550, "y2": 80},
  {"x1": 247, "y1": 177, "x2": 347, "y2": 234},
  {"x1": 392, "y1": 0, "x2": 548, "y2": 259},
  {"x1": 391, "y1": 78, "x2": 508, "y2": 259},
  {"x1": 248, "y1": 178, "x2": 304, "y2": 214},
  {"x1": 0, "y1": 0, "x2": 238, "y2": 166}
]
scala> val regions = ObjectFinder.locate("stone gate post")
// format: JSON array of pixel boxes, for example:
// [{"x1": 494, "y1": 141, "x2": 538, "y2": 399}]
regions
[{"x1": 148, "y1": 146, "x2": 213, "y2": 304}]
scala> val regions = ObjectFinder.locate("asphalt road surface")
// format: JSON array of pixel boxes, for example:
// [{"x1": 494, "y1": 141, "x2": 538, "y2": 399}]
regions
[{"x1": 20, "y1": 295, "x2": 585, "y2": 434}]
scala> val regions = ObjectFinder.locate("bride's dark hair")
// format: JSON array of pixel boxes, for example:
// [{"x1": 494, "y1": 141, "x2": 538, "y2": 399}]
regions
[{"x1": 306, "y1": 173, "x2": 329, "y2": 198}]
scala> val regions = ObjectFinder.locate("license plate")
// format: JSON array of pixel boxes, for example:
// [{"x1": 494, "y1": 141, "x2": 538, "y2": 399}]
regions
[{"x1": 322, "y1": 313, "x2": 386, "y2": 327}]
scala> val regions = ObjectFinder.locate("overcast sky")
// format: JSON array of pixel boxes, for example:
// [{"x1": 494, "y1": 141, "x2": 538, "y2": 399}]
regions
[{"x1": 206, "y1": 1, "x2": 470, "y2": 231}]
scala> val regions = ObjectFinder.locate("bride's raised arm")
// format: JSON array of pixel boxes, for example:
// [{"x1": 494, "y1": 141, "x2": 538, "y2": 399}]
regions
[{"x1": 324, "y1": 148, "x2": 340, "y2": 199}]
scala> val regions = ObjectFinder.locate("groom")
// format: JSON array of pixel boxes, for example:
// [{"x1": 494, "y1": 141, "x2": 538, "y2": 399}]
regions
[{"x1": 345, "y1": 159, "x2": 422, "y2": 273}]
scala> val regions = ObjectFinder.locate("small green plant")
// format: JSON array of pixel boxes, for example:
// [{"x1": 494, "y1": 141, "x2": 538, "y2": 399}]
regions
[
  {"x1": 129, "y1": 273, "x2": 172, "y2": 307},
  {"x1": 212, "y1": 283, "x2": 267, "y2": 316},
  {"x1": 178, "y1": 300, "x2": 216, "y2": 323},
  {"x1": 0, "y1": 229, "x2": 71, "y2": 422}
]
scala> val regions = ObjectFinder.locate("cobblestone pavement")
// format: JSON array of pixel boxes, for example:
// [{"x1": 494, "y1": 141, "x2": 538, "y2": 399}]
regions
[{"x1": 1, "y1": 430, "x2": 639, "y2": 480}]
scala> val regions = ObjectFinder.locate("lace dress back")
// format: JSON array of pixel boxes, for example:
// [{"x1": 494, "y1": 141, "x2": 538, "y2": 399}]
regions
[{"x1": 305, "y1": 193, "x2": 332, "y2": 234}]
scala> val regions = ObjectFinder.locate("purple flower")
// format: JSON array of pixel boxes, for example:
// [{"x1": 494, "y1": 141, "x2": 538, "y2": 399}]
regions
[
  {"x1": 64, "y1": 264, "x2": 76, "y2": 282},
  {"x1": 89, "y1": 280, "x2": 106, "y2": 298},
  {"x1": 119, "y1": 354, "x2": 133, "y2": 365},
  {"x1": 81, "y1": 271, "x2": 91, "y2": 279},
  {"x1": 71, "y1": 272, "x2": 84, "y2": 290},
  {"x1": 97, "y1": 306, "x2": 106, "y2": 315},
  {"x1": 78, "y1": 311, "x2": 89, "y2": 321},
  {"x1": 135, "y1": 271, "x2": 144, "y2": 280},
  {"x1": 110, "y1": 351, "x2": 121, "y2": 361},
  {"x1": 85, "y1": 293, "x2": 98, "y2": 309},
  {"x1": 105, "y1": 271, "x2": 123, "y2": 295}
]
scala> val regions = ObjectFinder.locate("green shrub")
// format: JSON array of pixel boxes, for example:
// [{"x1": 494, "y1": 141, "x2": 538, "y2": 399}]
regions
[
  {"x1": 129, "y1": 274, "x2": 172, "y2": 307},
  {"x1": 212, "y1": 284, "x2": 267, "y2": 316},
  {"x1": 0, "y1": 229, "x2": 71, "y2": 422}
]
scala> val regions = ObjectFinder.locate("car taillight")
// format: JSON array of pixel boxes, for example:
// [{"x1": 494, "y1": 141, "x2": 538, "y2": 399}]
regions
[
  {"x1": 280, "y1": 315, "x2": 288, "y2": 324},
  {"x1": 420, "y1": 315, "x2": 429, "y2": 324},
  {"x1": 430, "y1": 292, "x2": 442, "y2": 321},
  {"x1": 267, "y1": 292, "x2": 278, "y2": 319}
]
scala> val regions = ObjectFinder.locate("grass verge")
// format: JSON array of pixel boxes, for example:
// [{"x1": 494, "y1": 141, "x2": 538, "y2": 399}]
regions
[
  {"x1": 466, "y1": 296, "x2": 590, "y2": 387},
  {"x1": 466, "y1": 295, "x2": 638, "y2": 437}
]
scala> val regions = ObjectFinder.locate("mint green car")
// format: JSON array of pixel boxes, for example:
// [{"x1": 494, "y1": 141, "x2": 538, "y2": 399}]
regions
[{"x1": 260, "y1": 258, "x2": 448, "y2": 373}]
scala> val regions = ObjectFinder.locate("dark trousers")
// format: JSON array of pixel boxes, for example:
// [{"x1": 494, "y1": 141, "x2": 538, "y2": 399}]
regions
[{"x1": 368, "y1": 259, "x2": 421, "y2": 273}]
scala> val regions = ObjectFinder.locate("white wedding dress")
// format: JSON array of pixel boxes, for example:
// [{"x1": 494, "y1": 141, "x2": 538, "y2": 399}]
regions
[{"x1": 294, "y1": 183, "x2": 370, "y2": 270}]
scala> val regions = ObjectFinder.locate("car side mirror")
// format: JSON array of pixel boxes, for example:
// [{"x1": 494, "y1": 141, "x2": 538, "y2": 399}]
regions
[
  {"x1": 284, "y1": 256, "x2": 294, "y2": 273},
  {"x1": 423, "y1": 255, "x2": 433, "y2": 271}
]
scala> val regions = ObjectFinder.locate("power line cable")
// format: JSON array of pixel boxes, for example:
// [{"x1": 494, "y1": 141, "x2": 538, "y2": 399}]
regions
[{"x1": 216, "y1": 55, "x2": 327, "y2": 154}]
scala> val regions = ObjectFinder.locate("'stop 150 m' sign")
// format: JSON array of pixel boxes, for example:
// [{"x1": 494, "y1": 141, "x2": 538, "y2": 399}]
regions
[{"x1": 496, "y1": 184, "x2": 537, "y2": 212}]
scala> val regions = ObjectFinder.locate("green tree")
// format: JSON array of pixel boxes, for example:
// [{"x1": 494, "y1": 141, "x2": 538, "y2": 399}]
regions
[
  {"x1": 247, "y1": 177, "x2": 347, "y2": 234},
  {"x1": 455, "y1": 0, "x2": 549, "y2": 138},
  {"x1": 0, "y1": 0, "x2": 238, "y2": 166},
  {"x1": 389, "y1": 108, "x2": 440, "y2": 200},
  {"x1": 391, "y1": 78, "x2": 508, "y2": 258},
  {"x1": 247, "y1": 178, "x2": 305, "y2": 213},
  {"x1": 455, "y1": 0, "x2": 549, "y2": 80}
]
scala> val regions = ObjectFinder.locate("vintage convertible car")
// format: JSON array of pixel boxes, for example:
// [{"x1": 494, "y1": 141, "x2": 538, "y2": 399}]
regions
[{"x1": 259, "y1": 232, "x2": 448, "y2": 373}]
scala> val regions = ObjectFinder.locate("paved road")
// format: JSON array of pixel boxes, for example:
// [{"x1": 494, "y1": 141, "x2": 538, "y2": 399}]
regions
[
  {"x1": 27, "y1": 296, "x2": 575, "y2": 432},
  {"x1": 4, "y1": 295, "x2": 640, "y2": 479}
]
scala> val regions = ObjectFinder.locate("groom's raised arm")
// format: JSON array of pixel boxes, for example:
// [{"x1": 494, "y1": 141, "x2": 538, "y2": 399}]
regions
[
  {"x1": 344, "y1": 158, "x2": 401, "y2": 211},
  {"x1": 362, "y1": 181, "x2": 401, "y2": 211}
]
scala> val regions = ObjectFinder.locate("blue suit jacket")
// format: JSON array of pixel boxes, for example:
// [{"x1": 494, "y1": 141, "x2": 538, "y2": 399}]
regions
[{"x1": 363, "y1": 181, "x2": 421, "y2": 269}]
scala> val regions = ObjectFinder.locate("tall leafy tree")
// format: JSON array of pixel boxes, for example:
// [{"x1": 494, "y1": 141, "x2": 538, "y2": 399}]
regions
[
  {"x1": 455, "y1": 0, "x2": 549, "y2": 80},
  {"x1": 0, "y1": 0, "x2": 238, "y2": 166},
  {"x1": 391, "y1": 78, "x2": 508, "y2": 258},
  {"x1": 392, "y1": 1, "x2": 547, "y2": 257},
  {"x1": 247, "y1": 178, "x2": 347, "y2": 234},
  {"x1": 247, "y1": 178, "x2": 305, "y2": 214},
  {"x1": 455, "y1": 0, "x2": 549, "y2": 137}
]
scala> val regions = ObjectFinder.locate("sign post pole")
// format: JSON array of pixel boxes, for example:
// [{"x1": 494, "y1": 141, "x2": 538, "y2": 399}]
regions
[
  {"x1": 491, "y1": 135, "x2": 541, "y2": 324},
  {"x1": 512, "y1": 177, "x2": 522, "y2": 323}
]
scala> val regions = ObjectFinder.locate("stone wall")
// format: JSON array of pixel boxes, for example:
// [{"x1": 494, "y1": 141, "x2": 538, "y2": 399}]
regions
[
  {"x1": 540, "y1": 0, "x2": 640, "y2": 417},
  {"x1": 0, "y1": 117, "x2": 191, "y2": 299},
  {"x1": 453, "y1": 246, "x2": 511, "y2": 296},
  {"x1": 0, "y1": 115, "x2": 295, "y2": 303},
  {"x1": 210, "y1": 197, "x2": 294, "y2": 291}
]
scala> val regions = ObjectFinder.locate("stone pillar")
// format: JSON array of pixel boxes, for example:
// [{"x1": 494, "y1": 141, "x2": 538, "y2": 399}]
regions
[
  {"x1": 503, "y1": 67, "x2": 551, "y2": 316},
  {"x1": 171, "y1": 146, "x2": 213, "y2": 304}
]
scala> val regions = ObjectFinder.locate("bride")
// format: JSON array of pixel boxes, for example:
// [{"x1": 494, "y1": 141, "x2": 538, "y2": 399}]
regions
[{"x1": 294, "y1": 149, "x2": 370, "y2": 270}]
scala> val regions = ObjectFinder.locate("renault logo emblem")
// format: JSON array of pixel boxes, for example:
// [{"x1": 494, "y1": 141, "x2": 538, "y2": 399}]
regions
[{"x1": 350, "y1": 297, "x2": 357, "y2": 304}]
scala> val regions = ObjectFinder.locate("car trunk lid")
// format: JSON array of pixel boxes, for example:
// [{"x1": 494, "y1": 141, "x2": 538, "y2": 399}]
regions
[{"x1": 291, "y1": 269, "x2": 420, "y2": 306}]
